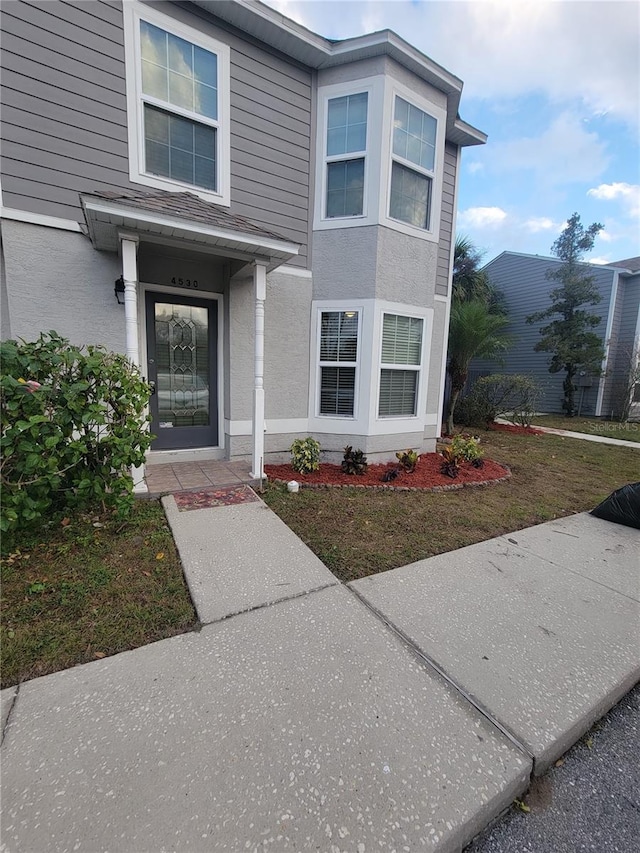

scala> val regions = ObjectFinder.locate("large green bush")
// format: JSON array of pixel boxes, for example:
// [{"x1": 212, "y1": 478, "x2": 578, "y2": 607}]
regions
[
  {"x1": 1, "y1": 332, "x2": 153, "y2": 536},
  {"x1": 455, "y1": 374, "x2": 542, "y2": 428}
]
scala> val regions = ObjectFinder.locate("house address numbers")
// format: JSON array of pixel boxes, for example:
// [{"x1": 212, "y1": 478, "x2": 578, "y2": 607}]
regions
[{"x1": 171, "y1": 277, "x2": 199, "y2": 289}]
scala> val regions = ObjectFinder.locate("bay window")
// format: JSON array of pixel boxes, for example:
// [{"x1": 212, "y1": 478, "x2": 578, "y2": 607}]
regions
[{"x1": 325, "y1": 93, "x2": 368, "y2": 218}]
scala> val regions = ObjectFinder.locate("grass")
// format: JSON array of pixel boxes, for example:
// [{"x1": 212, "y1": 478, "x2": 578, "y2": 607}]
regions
[
  {"x1": 263, "y1": 429, "x2": 640, "y2": 583},
  {"x1": 531, "y1": 414, "x2": 640, "y2": 443},
  {"x1": 1, "y1": 501, "x2": 198, "y2": 689}
]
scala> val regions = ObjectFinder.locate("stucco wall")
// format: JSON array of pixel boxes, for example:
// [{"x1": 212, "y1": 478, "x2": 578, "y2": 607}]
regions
[
  {"x1": 312, "y1": 227, "x2": 379, "y2": 301},
  {"x1": 1, "y1": 220, "x2": 124, "y2": 352},
  {"x1": 375, "y1": 225, "x2": 438, "y2": 305}
]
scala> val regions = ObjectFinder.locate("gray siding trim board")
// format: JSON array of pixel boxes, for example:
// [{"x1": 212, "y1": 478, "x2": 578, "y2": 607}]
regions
[
  {"x1": 3, "y1": 131, "x2": 129, "y2": 174},
  {"x1": 1, "y1": 97, "x2": 129, "y2": 145},
  {"x1": 230, "y1": 130, "x2": 310, "y2": 175},
  {"x1": 434, "y1": 142, "x2": 458, "y2": 297}
]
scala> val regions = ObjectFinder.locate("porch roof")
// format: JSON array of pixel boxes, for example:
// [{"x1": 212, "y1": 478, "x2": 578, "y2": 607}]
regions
[{"x1": 80, "y1": 190, "x2": 300, "y2": 272}]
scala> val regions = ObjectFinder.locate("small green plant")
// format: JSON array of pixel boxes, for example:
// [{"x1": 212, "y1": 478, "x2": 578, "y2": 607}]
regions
[
  {"x1": 451, "y1": 434, "x2": 484, "y2": 468},
  {"x1": 290, "y1": 436, "x2": 320, "y2": 474},
  {"x1": 341, "y1": 446, "x2": 368, "y2": 475},
  {"x1": 440, "y1": 445, "x2": 460, "y2": 479},
  {"x1": 396, "y1": 449, "x2": 420, "y2": 473}
]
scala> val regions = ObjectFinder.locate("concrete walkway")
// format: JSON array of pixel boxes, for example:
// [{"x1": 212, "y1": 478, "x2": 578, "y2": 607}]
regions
[
  {"x1": 2, "y1": 496, "x2": 638, "y2": 852},
  {"x1": 496, "y1": 418, "x2": 640, "y2": 449}
]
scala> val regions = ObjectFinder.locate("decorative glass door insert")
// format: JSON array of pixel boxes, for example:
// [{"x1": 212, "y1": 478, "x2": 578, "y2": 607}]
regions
[{"x1": 146, "y1": 294, "x2": 218, "y2": 449}]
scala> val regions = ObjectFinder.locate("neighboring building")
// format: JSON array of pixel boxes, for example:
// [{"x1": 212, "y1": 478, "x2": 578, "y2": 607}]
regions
[
  {"x1": 469, "y1": 252, "x2": 640, "y2": 419},
  {"x1": 0, "y1": 0, "x2": 485, "y2": 486}
]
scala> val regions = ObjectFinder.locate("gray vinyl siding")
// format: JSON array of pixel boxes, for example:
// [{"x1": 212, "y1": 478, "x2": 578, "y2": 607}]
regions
[
  {"x1": 0, "y1": 0, "x2": 312, "y2": 266},
  {"x1": 603, "y1": 274, "x2": 640, "y2": 416},
  {"x1": 470, "y1": 253, "x2": 615, "y2": 415},
  {"x1": 435, "y1": 142, "x2": 457, "y2": 297}
]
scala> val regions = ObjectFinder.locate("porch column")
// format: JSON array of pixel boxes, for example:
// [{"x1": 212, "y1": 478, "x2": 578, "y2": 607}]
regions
[
  {"x1": 251, "y1": 261, "x2": 267, "y2": 480},
  {"x1": 120, "y1": 233, "x2": 140, "y2": 366},
  {"x1": 118, "y1": 232, "x2": 147, "y2": 493}
]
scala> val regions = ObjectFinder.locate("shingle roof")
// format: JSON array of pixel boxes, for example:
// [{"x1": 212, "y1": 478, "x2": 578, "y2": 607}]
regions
[
  {"x1": 85, "y1": 188, "x2": 289, "y2": 243},
  {"x1": 607, "y1": 256, "x2": 640, "y2": 272}
]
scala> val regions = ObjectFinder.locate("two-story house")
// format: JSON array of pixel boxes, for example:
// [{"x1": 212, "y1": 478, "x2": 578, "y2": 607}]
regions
[{"x1": 0, "y1": 0, "x2": 486, "y2": 486}]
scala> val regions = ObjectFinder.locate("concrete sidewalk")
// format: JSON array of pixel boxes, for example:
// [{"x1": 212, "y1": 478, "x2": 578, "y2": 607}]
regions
[{"x1": 1, "y1": 496, "x2": 638, "y2": 852}]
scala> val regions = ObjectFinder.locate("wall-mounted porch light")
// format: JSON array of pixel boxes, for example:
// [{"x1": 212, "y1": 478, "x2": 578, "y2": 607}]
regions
[{"x1": 114, "y1": 276, "x2": 125, "y2": 305}]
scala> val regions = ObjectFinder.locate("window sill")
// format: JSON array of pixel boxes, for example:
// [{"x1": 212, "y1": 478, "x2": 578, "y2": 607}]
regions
[{"x1": 129, "y1": 170, "x2": 231, "y2": 207}]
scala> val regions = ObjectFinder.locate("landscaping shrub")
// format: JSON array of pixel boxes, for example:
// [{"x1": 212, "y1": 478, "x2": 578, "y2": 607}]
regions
[
  {"x1": 341, "y1": 446, "x2": 368, "y2": 475},
  {"x1": 1, "y1": 332, "x2": 153, "y2": 538},
  {"x1": 456, "y1": 374, "x2": 542, "y2": 428},
  {"x1": 396, "y1": 449, "x2": 420, "y2": 473},
  {"x1": 451, "y1": 434, "x2": 484, "y2": 468},
  {"x1": 290, "y1": 436, "x2": 321, "y2": 473}
]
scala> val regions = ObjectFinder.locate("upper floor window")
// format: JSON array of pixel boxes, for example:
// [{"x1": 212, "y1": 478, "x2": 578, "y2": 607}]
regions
[
  {"x1": 325, "y1": 93, "x2": 368, "y2": 219},
  {"x1": 389, "y1": 96, "x2": 437, "y2": 230},
  {"x1": 124, "y1": 4, "x2": 231, "y2": 205},
  {"x1": 318, "y1": 310, "x2": 360, "y2": 416}
]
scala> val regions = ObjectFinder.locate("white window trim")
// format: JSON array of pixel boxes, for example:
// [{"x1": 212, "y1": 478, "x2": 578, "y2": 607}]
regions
[
  {"x1": 379, "y1": 81, "x2": 446, "y2": 243},
  {"x1": 372, "y1": 301, "x2": 433, "y2": 428},
  {"x1": 123, "y1": 1, "x2": 231, "y2": 206},
  {"x1": 313, "y1": 77, "x2": 383, "y2": 231}
]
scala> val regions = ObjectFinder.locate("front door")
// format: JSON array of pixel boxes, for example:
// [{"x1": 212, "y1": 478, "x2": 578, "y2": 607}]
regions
[{"x1": 145, "y1": 293, "x2": 218, "y2": 450}]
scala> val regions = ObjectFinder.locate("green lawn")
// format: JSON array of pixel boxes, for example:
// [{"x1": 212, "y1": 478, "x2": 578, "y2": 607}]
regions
[
  {"x1": 531, "y1": 414, "x2": 640, "y2": 443},
  {"x1": 1, "y1": 501, "x2": 198, "y2": 689},
  {"x1": 263, "y1": 429, "x2": 640, "y2": 583}
]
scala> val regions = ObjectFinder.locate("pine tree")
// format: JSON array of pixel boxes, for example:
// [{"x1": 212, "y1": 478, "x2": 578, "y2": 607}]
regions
[{"x1": 526, "y1": 213, "x2": 604, "y2": 417}]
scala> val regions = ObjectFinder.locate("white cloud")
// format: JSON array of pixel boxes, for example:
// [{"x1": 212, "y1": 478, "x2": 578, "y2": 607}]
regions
[
  {"x1": 523, "y1": 217, "x2": 558, "y2": 233},
  {"x1": 587, "y1": 182, "x2": 640, "y2": 217},
  {"x1": 466, "y1": 161, "x2": 484, "y2": 175},
  {"x1": 458, "y1": 206, "x2": 508, "y2": 229},
  {"x1": 261, "y1": 1, "x2": 640, "y2": 128},
  {"x1": 490, "y1": 113, "x2": 609, "y2": 186},
  {"x1": 587, "y1": 256, "x2": 612, "y2": 265}
]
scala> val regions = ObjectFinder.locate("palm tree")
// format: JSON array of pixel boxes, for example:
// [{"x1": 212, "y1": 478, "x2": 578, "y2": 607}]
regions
[
  {"x1": 445, "y1": 299, "x2": 511, "y2": 435},
  {"x1": 452, "y1": 236, "x2": 506, "y2": 314}
]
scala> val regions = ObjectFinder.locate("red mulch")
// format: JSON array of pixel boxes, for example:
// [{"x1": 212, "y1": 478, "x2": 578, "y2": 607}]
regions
[
  {"x1": 487, "y1": 422, "x2": 544, "y2": 436},
  {"x1": 265, "y1": 453, "x2": 510, "y2": 491}
]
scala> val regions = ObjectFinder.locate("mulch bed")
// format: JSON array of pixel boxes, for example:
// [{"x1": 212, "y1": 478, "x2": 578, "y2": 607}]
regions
[
  {"x1": 487, "y1": 422, "x2": 545, "y2": 436},
  {"x1": 265, "y1": 453, "x2": 510, "y2": 493}
]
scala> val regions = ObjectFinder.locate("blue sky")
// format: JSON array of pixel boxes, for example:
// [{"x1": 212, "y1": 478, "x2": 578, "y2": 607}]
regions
[{"x1": 262, "y1": 0, "x2": 639, "y2": 266}]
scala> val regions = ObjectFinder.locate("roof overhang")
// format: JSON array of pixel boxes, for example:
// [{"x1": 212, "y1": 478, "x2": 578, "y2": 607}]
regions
[
  {"x1": 81, "y1": 197, "x2": 299, "y2": 272},
  {"x1": 192, "y1": 0, "x2": 486, "y2": 147}
]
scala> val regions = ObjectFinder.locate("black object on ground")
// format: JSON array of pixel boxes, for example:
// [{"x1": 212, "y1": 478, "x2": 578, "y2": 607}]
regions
[{"x1": 590, "y1": 482, "x2": 640, "y2": 529}]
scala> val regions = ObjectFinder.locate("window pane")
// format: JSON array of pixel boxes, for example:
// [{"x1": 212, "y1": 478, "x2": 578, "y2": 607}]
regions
[
  {"x1": 170, "y1": 114, "x2": 194, "y2": 152},
  {"x1": 145, "y1": 139, "x2": 170, "y2": 176},
  {"x1": 168, "y1": 33, "x2": 193, "y2": 74},
  {"x1": 320, "y1": 367, "x2": 356, "y2": 416},
  {"x1": 379, "y1": 369, "x2": 418, "y2": 417},
  {"x1": 195, "y1": 82, "x2": 217, "y2": 120},
  {"x1": 389, "y1": 162, "x2": 431, "y2": 229},
  {"x1": 326, "y1": 92, "x2": 368, "y2": 155},
  {"x1": 194, "y1": 46, "x2": 217, "y2": 88},
  {"x1": 145, "y1": 105, "x2": 169, "y2": 143},
  {"x1": 393, "y1": 96, "x2": 436, "y2": 172},
  {"x1": 170, "y1": 147, "x2": 194, "y2": 184},
  {"x1": 194, "y1": 155, "x2": 216, "y2": 190},
  {"x1": 142, "y1": 59, "x2": 167, "y2": 100},
  {"x1": 320, "y1": 311, "x2": 358, "y2": 362},
  {"x1": 381, "y1": 314, "x2": 423, "y2": 365},
  {"x1": 141, "y1": 21, "x2": 166, "y2": 66},
  {"x1": 169, "y1": 70, "x2": 194, "y2": 111},
  {"x1": 326, "y1": 158, "x2": 364, "y2": 218}
]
